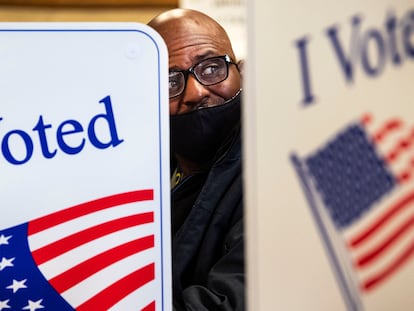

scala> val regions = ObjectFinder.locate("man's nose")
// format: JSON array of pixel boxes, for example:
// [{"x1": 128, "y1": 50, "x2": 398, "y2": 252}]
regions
[{"x1": 181, "y1": 75, "x2": 209, "y2": 108}]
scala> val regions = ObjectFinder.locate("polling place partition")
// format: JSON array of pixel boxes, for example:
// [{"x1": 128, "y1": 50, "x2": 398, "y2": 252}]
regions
[
  {"x1": 245, "y1": 1, "x2": 414, "y2": 310},
  {"x1": 0, "y1": 23, "x2": 171, "y2": 311}
]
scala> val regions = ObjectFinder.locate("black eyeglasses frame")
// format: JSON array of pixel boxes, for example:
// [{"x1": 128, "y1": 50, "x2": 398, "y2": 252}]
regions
[{"x1": 168, "y1": 54, "x2": 237, "y2": 98}]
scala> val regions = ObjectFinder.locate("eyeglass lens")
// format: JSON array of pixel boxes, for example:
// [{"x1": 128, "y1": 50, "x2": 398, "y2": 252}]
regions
[{"x1": 169, "y1": 56, "x2": 230, "y2": 98}]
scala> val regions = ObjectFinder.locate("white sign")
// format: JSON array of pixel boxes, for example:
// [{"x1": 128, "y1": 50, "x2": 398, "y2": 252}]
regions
[
  {"x1": 245, "y1": 2, "x2": 414, "y2": 310},
  {"x1": 0, "y1": 23, "x2": 171, "y2": 311}
]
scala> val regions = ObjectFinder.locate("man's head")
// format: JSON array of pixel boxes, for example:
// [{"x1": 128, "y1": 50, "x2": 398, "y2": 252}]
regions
[{"x1": 148, "y1": 9, "x2": 242, "y2": 115}]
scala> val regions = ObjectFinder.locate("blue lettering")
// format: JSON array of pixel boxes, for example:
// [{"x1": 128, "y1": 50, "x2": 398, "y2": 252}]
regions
[
  {"x1": 88, "y1": 96, "x2": 124, "y2": 149},
  {"x1": 32, "y1": 115, "x2": 57, "y2": 159},
  {"x1": 402, "y1": 10, "x2": 414, "y2": 57},
  {"x1": 361, "y1": 29, "x2": 386, "y2": 76},
  {"x1": 57, "y1": 119, "x2": 85, "y2": 155},
  {"x1": 2, "y1": 129, "x2": 34, "y2": 165},
  {"x1": 325, "y1": 15, "x2": 361, "y2": 83},
  {"x1": 1, "y1": 95, "x2": 123, "y2": 165},
  {"x1": 296, "y1": 8, "x2": 414, "y2": 106},
  {"x1": 385, "y1": 10, "x2": 401, "y2": 64},
  {"x1": 295, "y1": 36, "x2": 315, "y2": 105}
]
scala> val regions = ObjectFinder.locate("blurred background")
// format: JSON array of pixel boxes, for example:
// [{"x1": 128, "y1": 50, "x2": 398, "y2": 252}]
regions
[
  {"x1": 0, "y1": 0, "x2": 178, "y2": 24},
  {"x1": 0, "y1": 0, "x2": 246, "y2": 58}
]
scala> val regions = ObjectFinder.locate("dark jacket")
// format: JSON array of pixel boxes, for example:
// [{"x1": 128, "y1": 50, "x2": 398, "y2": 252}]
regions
[{"x1": 171, "y1": 126, "x2": 244, "y2": 311}]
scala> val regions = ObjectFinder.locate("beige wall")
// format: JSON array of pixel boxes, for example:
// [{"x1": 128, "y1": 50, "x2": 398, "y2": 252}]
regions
[{"x1": 0, "y1": 3, "x2": 177, "y2": 23}]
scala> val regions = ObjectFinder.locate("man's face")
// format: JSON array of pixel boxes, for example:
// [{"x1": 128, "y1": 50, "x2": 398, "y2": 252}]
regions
[{"x1": 160, "y1": 18, "x2": 242, "y2": 115}]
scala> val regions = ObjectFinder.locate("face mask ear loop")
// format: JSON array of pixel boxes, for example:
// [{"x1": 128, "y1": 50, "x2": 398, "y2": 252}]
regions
[{"x1": 225, "y1": 89, "x2": 242, "y2": 103}]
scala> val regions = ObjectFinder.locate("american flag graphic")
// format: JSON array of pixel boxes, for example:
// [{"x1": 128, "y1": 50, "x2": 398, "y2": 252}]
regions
[
  {"x1": 0, "y1": 189, "x2": 158, "y2": 311},
  {"x1": 291, "y1": 114, "x2": 414, "y2": 311}
]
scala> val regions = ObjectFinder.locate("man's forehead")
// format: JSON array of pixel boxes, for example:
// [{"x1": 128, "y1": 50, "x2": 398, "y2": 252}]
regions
[
  {"x1": 160, "y1": 19, "x2": 220, "y2": 42},
  {"x1": 163, "y1": 28, "x2": 232, "y2": 66},
  {"x1": 149, "y1": 9, "x2": 236, "y2": 66},
  {"x1": 168, "y1": 49, "x2": 224, "y2": 70}
]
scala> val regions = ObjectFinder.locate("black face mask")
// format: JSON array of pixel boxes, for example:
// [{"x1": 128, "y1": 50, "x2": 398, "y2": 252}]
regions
[{"x1": 170, "y1": 90, "x2": 241, "y2": 165}]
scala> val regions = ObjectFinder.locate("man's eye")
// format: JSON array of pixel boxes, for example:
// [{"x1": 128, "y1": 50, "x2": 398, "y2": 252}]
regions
[
  {"x1": 200, "y1": 63, "x2": 221, "y2": 77},
  {"x1": 169, "y1": 79, "x2": 179, "y2": 89},
  {"x1": 169, "y1": 73, "x2": 183, "y2": 90}
]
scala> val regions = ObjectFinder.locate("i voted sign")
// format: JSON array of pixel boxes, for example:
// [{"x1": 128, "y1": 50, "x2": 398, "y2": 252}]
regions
[
  {"x1": 1, "y1": 95, "x2": 123, "y2": 165},
  {"x1": 0, "y1": 23, "x2": 171, "y2": 311}
]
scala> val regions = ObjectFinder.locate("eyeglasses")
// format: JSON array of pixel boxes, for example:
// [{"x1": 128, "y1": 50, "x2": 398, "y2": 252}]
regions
[{"x1": 169, "y1": 54, "x2": 236, "y2": 98}]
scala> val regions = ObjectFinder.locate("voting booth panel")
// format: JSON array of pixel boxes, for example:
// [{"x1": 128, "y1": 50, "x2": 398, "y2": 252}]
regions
[
  {"x1": 0, "y1": 24, "x2": 171, "y2": 311},
  {"x1": 246, "y1": 1, "x2": 414, "y2": 310}
]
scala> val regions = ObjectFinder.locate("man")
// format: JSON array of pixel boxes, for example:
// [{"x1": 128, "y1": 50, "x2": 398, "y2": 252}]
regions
[{"x1": 148, "y1": 9, "x2": 244, "y2": 310}]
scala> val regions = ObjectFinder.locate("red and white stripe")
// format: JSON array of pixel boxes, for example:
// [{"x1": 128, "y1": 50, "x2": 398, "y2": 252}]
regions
[
  {"x1": 344, "y1": 115, "x2": 414, "y2": 292},
  {"x1": 28, "y1": 190, "x2": 157, "y2": 311}
]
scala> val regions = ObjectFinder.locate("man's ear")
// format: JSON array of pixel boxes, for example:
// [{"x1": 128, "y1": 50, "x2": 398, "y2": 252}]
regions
[{"x1": 237, "y1": 59, "x2": 244, "y2": 79}]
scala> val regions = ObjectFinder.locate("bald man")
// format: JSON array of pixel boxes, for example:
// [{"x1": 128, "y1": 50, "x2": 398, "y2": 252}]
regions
[{"x1": 149, "y1": 9, "x2": 244, "y2": 311}]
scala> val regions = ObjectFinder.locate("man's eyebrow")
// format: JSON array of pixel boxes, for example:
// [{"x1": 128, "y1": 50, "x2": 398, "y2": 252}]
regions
[
  {"x1": 169, "y1": 65, "x2": 183, "y2": 71},
  {"x1": 192, "y1": 51, "x2": 217, "y2": 63},
  {"x1": 169, "y1": 51, "x2": 221, "y2": 71}
]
